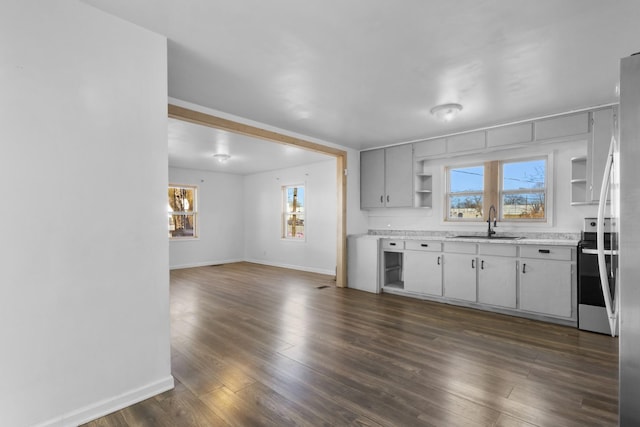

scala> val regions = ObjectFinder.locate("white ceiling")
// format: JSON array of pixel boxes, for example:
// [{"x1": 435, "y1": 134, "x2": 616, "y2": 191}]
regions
[
  {"x1": 85, "y1": 0, "x2": 640, "y2": 159},
  {"x1": 168, "y1": 118, "x2": 333, "y2": 175}
]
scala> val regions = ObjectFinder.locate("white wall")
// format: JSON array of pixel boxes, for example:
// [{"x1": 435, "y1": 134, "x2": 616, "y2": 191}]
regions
[
  {"x1": 169, "y1": 167, "x2": 245, "y2": 269},
  {"x1": 244, "y1": 159, "x2": 338, "y2": 275},
  {"x1": 0, "y1": 2, "x2": 172, "y2": 426},
  {"x1": 366, "y1": 139, "x2": 597, "y2": 234}
]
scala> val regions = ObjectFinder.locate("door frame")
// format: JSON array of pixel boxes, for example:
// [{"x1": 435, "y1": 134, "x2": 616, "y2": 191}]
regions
[{"x1": 168, "y1": 104, "x2": 348, "y2": 287}]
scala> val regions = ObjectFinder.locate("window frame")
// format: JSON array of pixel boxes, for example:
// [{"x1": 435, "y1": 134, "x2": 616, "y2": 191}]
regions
[
  {"x1": 445, "y1": 163, "x2": 486, "y2": 222},
  {"x1": 282, "y1": 183, "x2": 306, "y2": 241},
  {"x1": 499, "y1": 156, "x2": 548, "y2": 222},
  {"x1": 443, "y1": 154, "x2": 553, "y2": 225},
  {"x1": 168, "y1": 184, "x2": 198, "y2": 240}
]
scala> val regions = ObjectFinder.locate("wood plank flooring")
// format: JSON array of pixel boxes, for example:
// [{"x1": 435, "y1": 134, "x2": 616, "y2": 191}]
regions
[{"x1": 84, "y1": 262, "x2": 618, "y2": 426}]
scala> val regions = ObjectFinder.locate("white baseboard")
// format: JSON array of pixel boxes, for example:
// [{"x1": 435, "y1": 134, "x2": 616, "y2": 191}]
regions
[
  {"x1": 35, "y1": 376, "x2": 175, "y2": 427},
  {"x1": 169, "y1": 258, "x2": 244, "y2": 270},
  {"x1": 244, "y1": 258, "x2": 335, "y2": 276}
]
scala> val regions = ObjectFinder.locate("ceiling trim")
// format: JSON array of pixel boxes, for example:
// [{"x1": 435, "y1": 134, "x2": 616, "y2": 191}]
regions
[{"x1": 167, "y1": 104, "x2": 348, "y2": 288}]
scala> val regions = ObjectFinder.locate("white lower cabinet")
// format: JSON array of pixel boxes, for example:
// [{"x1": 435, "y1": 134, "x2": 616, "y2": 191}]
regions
[
  {"x1": 375, "y1": 239, "x2": 576, "y2": 324},
  {"x1": 519, "y1": 259, "x2": 573, "y2": 318},
  {"x1": 477, "y1": 255, "x2": 517, "y2": 308},
  {"x1": 443, "y1": 253, "x2": 477, "y2": 302},
  {"x1": 403, "y1": 250, "x2": 442, "y2": 296}
]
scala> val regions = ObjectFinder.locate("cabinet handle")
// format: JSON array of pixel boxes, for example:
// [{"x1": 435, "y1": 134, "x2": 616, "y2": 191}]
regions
[
  {"x1": 481, "y1": 260, "x2": 484, "y2": 270},
  {"x1": 538, "y1": 249, "x2": 550, "y2": 254},
  {"x1": 380, "y1": 195, "x2": 383, "y2": 203},
  {"x1": 437, "y1": 256, "x2": 441, "y2": 265},
  {"x1": 421, "y1": 243, "x2": 429, "y2": 247},
  {"x1": 389, "y1": 242, "x2": 396, "y2": 246},
  {"x1": 471, "y1": 259, "x2": 475, "y2": 269},
  {"x1": 522, "y1": 263, "x2": 527, "y2": 274},
  {"x1": 387, "y1": 195, "x2": 390, "y2": 203}
]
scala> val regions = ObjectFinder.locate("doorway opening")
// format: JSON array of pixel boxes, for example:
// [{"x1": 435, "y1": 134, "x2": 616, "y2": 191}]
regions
[{"x1": 168, "y1": 104, "x2": 348, "y2": 286}]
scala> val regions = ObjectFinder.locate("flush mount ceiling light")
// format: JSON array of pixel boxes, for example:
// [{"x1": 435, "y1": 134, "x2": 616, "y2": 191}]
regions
[
  {"x1": 430, "y1": 103, "x2": 463, "y2": 122},
  {"x1": 213, "y1": 153, "x2": 231, "y2": 163}
]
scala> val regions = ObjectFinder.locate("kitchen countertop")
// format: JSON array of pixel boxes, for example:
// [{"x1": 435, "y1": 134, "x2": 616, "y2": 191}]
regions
[{"x1": 358, "y1": 230, "x2": 580, "y2": 246}]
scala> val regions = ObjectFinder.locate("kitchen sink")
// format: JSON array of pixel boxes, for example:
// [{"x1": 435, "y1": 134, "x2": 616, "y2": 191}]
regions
[{"x1": 452, "y1": 235, "x2": 524, "y2": 240}]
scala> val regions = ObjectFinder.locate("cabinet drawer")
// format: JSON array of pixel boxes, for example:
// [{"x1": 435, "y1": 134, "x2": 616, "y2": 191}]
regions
[
  {"x1": 382, "y1": 239, "x2": 405, "y2": 250},
  {"x1": 520, "y1": 245, "x2": 573, "y2": 261},
  {"x1": 443, "y1": 242, "x2": 476, "y2": 254},
  {"x1": 478, "y1": 243, "x2": 517, "y2": 257},
  {"x1": 405, "y1": 241, "x2": 442, "y2": 252}
]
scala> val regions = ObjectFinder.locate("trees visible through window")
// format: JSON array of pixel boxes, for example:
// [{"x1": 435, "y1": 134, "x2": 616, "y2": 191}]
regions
[
  {"x1": 447, "y1": 165, "x2": 484, "y2": 220},
  {"x1": 168, "y1": 185, "x2": 197, "y2": 238},
  {"x1": 445, "y1": 157, "x2": 548, "y2": 222},
  {"x1": 501, "y1": 158, "x2": 546, "y2": 220},
  {"x1": 283, "y1": 184, "x2": 305, "y2": 240}
]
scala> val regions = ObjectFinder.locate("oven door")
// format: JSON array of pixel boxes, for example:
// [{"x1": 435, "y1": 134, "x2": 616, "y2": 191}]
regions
[{"x1": 578, "y1": 245, "x2": 617, "y2": 334}]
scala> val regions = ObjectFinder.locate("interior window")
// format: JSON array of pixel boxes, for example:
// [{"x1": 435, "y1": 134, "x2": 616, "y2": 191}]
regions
[{"x1": 446, "y1": 165, "x2": 484, "y2": 220}]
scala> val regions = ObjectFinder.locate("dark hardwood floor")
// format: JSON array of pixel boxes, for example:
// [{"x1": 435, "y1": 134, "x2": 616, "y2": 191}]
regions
[{"x1": 85, "y1": 262, "x2": 618, "y2": 426}]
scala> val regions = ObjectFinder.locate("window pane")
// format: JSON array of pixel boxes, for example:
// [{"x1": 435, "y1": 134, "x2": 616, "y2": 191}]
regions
[
  {"x1": 284, "y1": 214, "x2": 305, "y2": 239},
  {"x1": 169, "y1": 214, "x2": 196, "y2": 237},
  {"x1": 450, "y1": 166, "x2": 484, "y2": 193},
  {"x1": 449, "y1": 195, "x2": 483, "y2": 219},
  {"x1": 168, "y1": 187, "x2": 195, "y2": 212},
  {"x1": 286, "y1": 186, "x2": 304, "y2": 213},
  {"x1": 502, "y1": 193, "x2": 545, "y2": 219},
  {"x1": 503, "y1": 159, "x2": 545, "y2": 191}
]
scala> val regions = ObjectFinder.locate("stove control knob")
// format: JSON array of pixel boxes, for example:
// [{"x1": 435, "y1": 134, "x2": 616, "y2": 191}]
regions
[{"x1": 590, "y1": 221, "x2": 596, "y2": 227}]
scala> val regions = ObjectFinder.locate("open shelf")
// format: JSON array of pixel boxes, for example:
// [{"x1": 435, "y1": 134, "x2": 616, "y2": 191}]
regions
[
  {"x1": 570, "y1": 157, "x2": 589, "y2": 205},
  {"x1": 414, "y1": 161, "x2": 433, "y2": 208},
  {"x1": 383, "y1": 251, "x2": 404, "y2": 289}
]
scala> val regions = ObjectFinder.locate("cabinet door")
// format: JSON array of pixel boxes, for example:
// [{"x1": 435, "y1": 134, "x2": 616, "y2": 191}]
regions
[
  {"x1": 347, "y1": 236, "x2": 380, "y2": 294},
  {"x1": 443, "y1": 253, "x2": 477, "y2": 302},
  {"x1": 404, "y1": 251, "x2": 442, "y2": 296},
  {"x1": 588, "y1": 107, "x2": 615, "y2": 202},
  {"x1": 384, "y1": 144, "x2": 413, "y2": 207},
  {"x1": 519, "y1": 260, "x2": 573, "y2": 318},
  {"x1": 360, "y1": 149, "x2": 385, "y2": 208},
  {"x1": 478, "y1": 256, "x2": 516, "y2": 308},
  {"x1": 535, "y1": 112, "x2": 589, "y2": 140}
]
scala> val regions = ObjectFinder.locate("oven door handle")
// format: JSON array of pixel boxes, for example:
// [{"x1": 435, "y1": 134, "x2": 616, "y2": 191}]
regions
[{"x1": 581, "y1": 248, "x2": 618, "y2": 256}]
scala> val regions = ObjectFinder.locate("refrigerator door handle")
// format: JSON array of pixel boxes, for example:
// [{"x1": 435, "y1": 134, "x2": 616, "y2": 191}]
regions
[{"x1": 597, "y1": 135, "x2": 618, "y2": 337}]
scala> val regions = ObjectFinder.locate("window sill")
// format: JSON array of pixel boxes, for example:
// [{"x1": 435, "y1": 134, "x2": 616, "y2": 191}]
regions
[{"x1": 281, "y1": 238, "x2": 306, "y2": 243}]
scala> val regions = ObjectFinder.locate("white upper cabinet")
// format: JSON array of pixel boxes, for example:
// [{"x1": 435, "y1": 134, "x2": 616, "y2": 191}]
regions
[
  {"x1": 588, "y1": 106, "x2": 617, "y2": 203},
  {"x1": 413, "y1": 138, "x2": 446, "y2": 157},
  {"x1": 446, "y1": 131, "x2": 486, "y2": 153},
  {"x1": 385, "y1": 144, "x2": 414, "y2": 207},
  {"x1": 360, "y1": 148, "x2": 385, "y2": 208},
  {"x1": 360, "y1": 144, "x2": 413, "y2": 209},
  {"x1": 487, "y1": 123, "x2": 533, "y2": 148},
  {"x1": 535, "y1": 112, "x2": 589, "y2": 140},
  {"x1": 360, "y1": 106, "x2": 617, "y2": 209},
  {"x1": 569, "y1": 106, "x2": 616, "y2": 205}
]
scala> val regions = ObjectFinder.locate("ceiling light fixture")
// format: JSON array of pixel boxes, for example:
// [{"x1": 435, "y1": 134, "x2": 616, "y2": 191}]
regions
[
  {"x1": 213, "y1": 153, "x2": 231, "y2": 163},
  {"x1": 430, "y1": 103, "x2": 463, "y2": 122}
]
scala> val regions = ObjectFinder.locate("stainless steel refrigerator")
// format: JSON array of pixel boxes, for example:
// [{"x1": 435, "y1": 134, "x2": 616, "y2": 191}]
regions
[{"x1": 619, "y1": 52, "x2": 640, "y2": 425}]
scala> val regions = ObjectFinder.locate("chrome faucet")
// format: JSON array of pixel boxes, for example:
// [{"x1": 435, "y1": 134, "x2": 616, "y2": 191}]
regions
[{"x1": 487, "y1": 205, "x2": 497, "y2": 237}]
